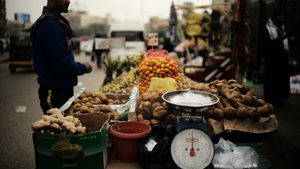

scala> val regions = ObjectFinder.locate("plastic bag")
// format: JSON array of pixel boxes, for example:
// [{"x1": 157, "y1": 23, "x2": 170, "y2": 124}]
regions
[{"x1": 212, "y1": 138, "x2": 259, "y2": 169}]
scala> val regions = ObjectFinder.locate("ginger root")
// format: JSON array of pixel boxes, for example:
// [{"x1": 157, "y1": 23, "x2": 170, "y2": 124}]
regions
[
  {"x1": 32, "y1": 119, "x2": 50, "y2": 132},
  {"x1": 32, "y1": 108, "x2": 86, "y2": 134},
  {"x1": 221, "y1": 98, "x2": 236, "y2": 119}
]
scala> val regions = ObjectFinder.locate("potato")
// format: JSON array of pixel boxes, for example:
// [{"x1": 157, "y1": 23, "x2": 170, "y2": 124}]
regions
[
  {"x1": 211, "y1": 108, "x2": 223, "y2": 120},
  {"x1": 143, "y1": 120, "x2": 151, "y2": 125},
  {"x1": 142, "y1": 92, "x2": 160, "y2": 102},
  {"x1": 79, "y1": 94, "x2": 86, "y2": 99},
  {"x1": 141, "y1": 107, "x2": 152, "y2": 119},
  {"x1": 223, "y1": 107, "x2": 236, "y2": 119},
  {"x1": 85, "y1": 91, "x2": 93, "y2": 97},
  {"x1": 85, "y1": 102, "x2": 93, "y2": 108},
  {"x1": 73, "y1": 99, "x2": 81, "y2": 104},
  {"x1": 100, "y1": 95, "x2": 108, "y2": 104},
  {"x1": 80, "y1": 105, "x2": 89, "y2": 113},
  {"x1": 94, "y1": 97, "x2": 102, "y2": 105},
  {"x1": 150, "y1": 118, "x2": 160, "y2": 125},
  {"x1": 81, "y1": 97, "x2": 89, "y2": 103},
  {"x1": 153, "y1": 106, "x2": 167, "y2": 119},
  {"x1": 99, "y1": 105, "x2": 113, "y2": 113},
  {"x1": 151, "y1": 102, "x2": 162, "y2": 110},
  {"x1": 236, "y1": 107, "x2": 249, "y2": 120},
  {"x1": 164, "y1": 114, "x2": 176, "y2": 125},
  {"x1": 141, "y1": 101, "x2": 152, "y2": 108},
  {"x1": 108, "y1": 99, "x2": 114, "y2": 105},
  {"x1": 249, "y1": 108, "x2": 260, "y2": 121}
]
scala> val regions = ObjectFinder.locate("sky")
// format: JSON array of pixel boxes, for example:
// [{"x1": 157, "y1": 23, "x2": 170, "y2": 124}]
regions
[{"x1": 6, "y1": 0, "x2": 212, "y2": 24}]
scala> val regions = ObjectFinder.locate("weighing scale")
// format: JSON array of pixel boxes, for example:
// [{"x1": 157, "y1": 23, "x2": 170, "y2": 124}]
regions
[{"x1": 162, "y1": 90, "x2": 219, "y2": 169}]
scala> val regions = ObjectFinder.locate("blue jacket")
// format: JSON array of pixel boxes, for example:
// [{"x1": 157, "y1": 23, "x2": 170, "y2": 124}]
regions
[{"x1": 31, "y1": 7, "x2": 87, "y2": 87}]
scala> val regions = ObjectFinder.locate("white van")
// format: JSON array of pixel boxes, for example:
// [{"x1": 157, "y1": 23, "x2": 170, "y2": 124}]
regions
[{"x1": 108, "y1": 23, "x2": 146, "y2": 60}]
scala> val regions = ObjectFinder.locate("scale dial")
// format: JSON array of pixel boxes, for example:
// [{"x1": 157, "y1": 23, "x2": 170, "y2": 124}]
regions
[{"x1": 171, "y1": 129, "x2": 214, "y2": 169}]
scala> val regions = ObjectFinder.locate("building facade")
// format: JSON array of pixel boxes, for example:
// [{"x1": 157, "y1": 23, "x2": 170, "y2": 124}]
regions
[{"x1": 0, "y1": 0, "x2": 7, "y2": 38}]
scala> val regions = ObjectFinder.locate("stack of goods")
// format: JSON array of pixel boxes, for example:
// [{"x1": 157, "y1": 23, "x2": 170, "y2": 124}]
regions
[
  {"x1": 97, "y1": 51, "x2": 277, "y2": 134},
  {"x1": 138, "y1": 49, "x2": 180, "y2": 94},
  {"x1": 178, "y1": 73, "x2": 209, "y2": 91},
  {"x1": 31, "y1": 108, "x2": 86, "y2": 134},
  {"x1": 100, "y1": 67, "x2": 139, "y2": 94},
  {"x1": 65, "y1": 90, "x2": 129, "y2": 120},
  {"x1": 135, "y1": 79, "x2": 277, "y2": 135},
  {"x1": 203, "y1": 79, "x2": 274, "y2": 121},
  {"x1": 137, "y1": 92, "x2": 176, "y2": 126},
  {"x1": 200, "y1": 79, "x2": 277, "y2": 134}
]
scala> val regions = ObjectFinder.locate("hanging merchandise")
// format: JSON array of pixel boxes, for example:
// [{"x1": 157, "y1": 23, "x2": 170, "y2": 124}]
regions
[
  {"x1": 200, "y1": 10, "x2": 212, "y2": 38},
  {"x1": 169, "y1": 1, "x2": 179, "y2": 45},
  {"x1": 185, "y1": 12, "x2": 202, "y2": 36}
]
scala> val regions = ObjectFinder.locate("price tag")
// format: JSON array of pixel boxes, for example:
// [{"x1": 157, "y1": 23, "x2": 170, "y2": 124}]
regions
[
  {"x1": 145, "y1": 138, "x2": 157, "y2": 152},
  {"x1": 147, "y1": 33, "x2": 159, "y2": 46}
]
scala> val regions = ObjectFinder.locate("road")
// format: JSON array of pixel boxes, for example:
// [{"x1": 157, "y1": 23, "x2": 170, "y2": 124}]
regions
[{"x1": 0, "y1": 53, "x2": 106, "y2": 169}]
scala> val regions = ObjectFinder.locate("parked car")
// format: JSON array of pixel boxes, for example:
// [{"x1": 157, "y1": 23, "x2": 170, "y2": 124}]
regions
[
  {"x1": 8, "y1": 30, "x2": 33, "y2": 73},
  {"x1": 108, "y1": 23, "x2": 146, "y2": 60}
]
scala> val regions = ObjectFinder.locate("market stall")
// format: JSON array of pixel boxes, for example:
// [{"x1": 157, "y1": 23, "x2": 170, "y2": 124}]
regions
[
  {"x1": 168, "y1": 1, "x2": 254, "y2": 83},
  {"x1": 31, "y1": 48, "x2": 277, "y2": 169}
]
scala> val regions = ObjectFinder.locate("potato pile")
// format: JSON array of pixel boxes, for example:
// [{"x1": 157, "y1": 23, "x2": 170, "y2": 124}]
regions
[
  {"x1": 31, "y1": 108, "x2": 86, "y2": 134},
  {"x1": 137, "y1": 92, "x2": 176, "y2": 126},
  {"x1": 204, "y1": 79, "x2": 274, "y2": 121},
  {"x1": 138, "y1": 51, "x2": 180, "y2": 94},
  {"x1": 66, "y1": 91, "x2": 127, "y2": 115}
]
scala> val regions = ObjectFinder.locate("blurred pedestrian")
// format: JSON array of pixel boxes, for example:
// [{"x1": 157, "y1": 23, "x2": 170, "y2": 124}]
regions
[
  {"x1": 31, "y1": 0, "x2": 92, "y2": 113},
  {"x1": 262, "y1": 10, "x2": 292, "y2": 104}
]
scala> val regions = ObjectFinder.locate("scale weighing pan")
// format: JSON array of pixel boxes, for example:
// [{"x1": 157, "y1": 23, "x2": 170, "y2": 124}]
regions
[{"x1": 162, "y1": 90, "x2": 219, "y2": 113}]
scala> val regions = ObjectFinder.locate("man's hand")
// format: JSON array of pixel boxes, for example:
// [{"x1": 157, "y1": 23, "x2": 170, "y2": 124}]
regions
[{"x1": 84, "y1": 63, "x2": 92, "y2": 73}]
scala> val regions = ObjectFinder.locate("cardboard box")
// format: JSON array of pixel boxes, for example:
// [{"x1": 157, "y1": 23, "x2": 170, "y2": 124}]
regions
[{"x1": 33, "y1": 114, "x2": 109, "y2": 169}]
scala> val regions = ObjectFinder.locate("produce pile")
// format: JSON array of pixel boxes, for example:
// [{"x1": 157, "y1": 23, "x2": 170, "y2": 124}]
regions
[
  {"x1": 100, "y1": 67, "x2": 139, "y2": 94},
  {"x1": 97, "y1": 53, "x2": 277, "y2": 133},
  {"x1": 97, "y1": 49, "x2": 277, "y2": 134},
  {"x1": 64, "y1": 91, "x2": 129, "y2": 120},
  {"x1": 138, "y1": 49, "x2": 180, "y2": 94},
  {"x1": 203, "y1": 79, "x2": 274, "y2": 121},
  {"x1": 135, "y1": 80, "x2": 276, "y2": 127},
  {"x1": 137, "y1": 92, "x2": 176, "y2": 126},
  {"x1": 31, "y1": 108, "x2": 86, "y2": 134}
]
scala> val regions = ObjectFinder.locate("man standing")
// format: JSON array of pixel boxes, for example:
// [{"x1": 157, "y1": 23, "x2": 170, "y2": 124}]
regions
[
  {"x1": 31, "y1": 0, "x2": 92, "y2": 113},
  {"x1": 262, "y1": 10, "x2": 291, "y2": 104}
]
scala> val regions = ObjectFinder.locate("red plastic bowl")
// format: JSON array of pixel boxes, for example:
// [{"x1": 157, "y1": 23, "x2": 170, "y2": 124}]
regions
[{"x1": 109, "y1": 121, "x2": 151, "y2": 139}]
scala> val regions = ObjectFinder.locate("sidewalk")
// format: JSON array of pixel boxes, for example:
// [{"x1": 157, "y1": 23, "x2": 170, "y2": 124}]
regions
[{"x1": 249, "y1": 81, "x2": 300, "y2": 169}]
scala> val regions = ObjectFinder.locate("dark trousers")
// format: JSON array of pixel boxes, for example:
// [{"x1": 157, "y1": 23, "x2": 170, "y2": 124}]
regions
[{"x1": 38, "y1": 86, "x2": 73, "y2": 114}]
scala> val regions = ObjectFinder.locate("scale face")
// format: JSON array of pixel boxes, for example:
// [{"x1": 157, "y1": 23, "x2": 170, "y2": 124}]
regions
[{"x1": 171, "y1": 128, "x2": 214, "y2": 169}]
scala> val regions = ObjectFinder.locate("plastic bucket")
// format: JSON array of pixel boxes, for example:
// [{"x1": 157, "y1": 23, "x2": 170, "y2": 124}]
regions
[{"x1": 109, "y1": 121, "x2": 151, "y2": 162}]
